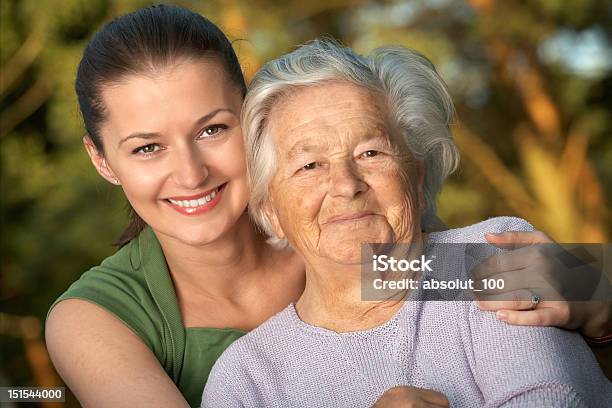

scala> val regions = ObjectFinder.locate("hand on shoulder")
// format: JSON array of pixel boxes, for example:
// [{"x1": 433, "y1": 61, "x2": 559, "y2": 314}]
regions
[{"x1": 472, "y1": 229, "x2": 611, "y2": 339}]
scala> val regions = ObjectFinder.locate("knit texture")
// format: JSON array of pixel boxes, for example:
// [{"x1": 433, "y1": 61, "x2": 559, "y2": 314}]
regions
[{"x1": 202, "y1": 217, "x2": 612, "y2": 407}]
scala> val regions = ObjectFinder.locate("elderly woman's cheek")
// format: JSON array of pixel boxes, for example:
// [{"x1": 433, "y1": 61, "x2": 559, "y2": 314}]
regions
[
  {"x1": 389, "y1": 198, "x2": 421, "y2": 242},
  {"x1": 380, "y1": 177, "x2": 422, "y2": 241},
  {"x1": 294, "y1": 218, "x2": 324, "y2": 256},
  {"x1": 274, "y1": 179, "x2": 326, "y2": 249}
]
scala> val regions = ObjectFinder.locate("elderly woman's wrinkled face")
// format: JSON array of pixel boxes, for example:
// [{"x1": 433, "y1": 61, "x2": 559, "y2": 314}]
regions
[{"x1": 266, "y1": 82, "x2": 423, "y2": 265}]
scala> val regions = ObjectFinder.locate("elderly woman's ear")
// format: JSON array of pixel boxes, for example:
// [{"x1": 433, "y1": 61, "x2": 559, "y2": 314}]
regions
[
  {"x1": 262, "y1": 198, "x2": 286, "y2": 240},
  {"x1": 415, "y1": 159, "x2": 426, "y2": 213}
]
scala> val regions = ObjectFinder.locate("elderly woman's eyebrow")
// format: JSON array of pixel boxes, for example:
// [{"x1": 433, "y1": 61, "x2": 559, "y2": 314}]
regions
[
  {"x1": 363, "y1": 127, "x2": 391, "y2": 141},
  {"x1": 286, "y1": 141, "x2": 325, "y2": 161},
  {"x1": 352, "y1": 128, "x2": 394, "y2": 150},
  {"x1": 286, "y1": 126, "x2": 392, "y2": 157}
]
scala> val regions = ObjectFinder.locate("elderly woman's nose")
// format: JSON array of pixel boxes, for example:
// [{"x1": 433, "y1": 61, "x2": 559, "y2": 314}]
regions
[
  {"x1": 329, "y1": 161, "x2": 367, "y2": 198},
  {"x1": 171, "y1": 146, "x2": 209, "y2": 189}
]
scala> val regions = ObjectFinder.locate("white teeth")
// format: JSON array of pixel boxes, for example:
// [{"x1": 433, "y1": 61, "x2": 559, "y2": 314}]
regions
[{"x1": 168, "y1": 189, "x2": 219, "y2": 208}]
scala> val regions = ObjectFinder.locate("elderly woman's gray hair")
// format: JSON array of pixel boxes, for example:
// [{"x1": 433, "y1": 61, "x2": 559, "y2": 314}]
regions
[{"x1": 243, "y1": 39, "x2": 459, "y2": 245}]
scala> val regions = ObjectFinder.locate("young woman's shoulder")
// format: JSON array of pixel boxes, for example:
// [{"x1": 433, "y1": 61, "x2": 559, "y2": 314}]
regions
[
  {"x1": 45, "y1": 297, "x2": 188, "y2": 407},
  {"x1": 48, "y1": 237, "x2": 163, "y2": 351},
  {"x1": 45, "y1": 229, "x2": 189, "y2": 406},
  {"x1": 46, "y1": 227, "x2": 180, "y2": 359}
]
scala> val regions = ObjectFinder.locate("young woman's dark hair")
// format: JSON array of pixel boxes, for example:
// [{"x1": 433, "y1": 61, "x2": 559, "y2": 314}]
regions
[{"x1": 75, "y1": 4, "x2": 247, "y2": 246}]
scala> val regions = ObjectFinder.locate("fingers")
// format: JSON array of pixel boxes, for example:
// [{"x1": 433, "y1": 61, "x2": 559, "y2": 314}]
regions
[
  {"x1": 471, "y1": 262, "x2": 565, "y2": 304},
  {"x1": 475, "y1": 287, "x2": 557, "y2": 311},
  {"x1": 473, "y1": 272, "x2": 559, "y2": 299},
  {"x1": 472, "y1": 269, "x2": 543, "y2": 295},
  {"x1": 374, "y1": 386, "x2": 449, "y2": 408},
  {"x1": 417, "y1": 388, "x2": 449, "y2": 407},
  {"x1": 476, "y1": 295, "x2": 538, "y2": 312},
  {"x1": 471, "y1": 246, "x2": 565, "y2": 295},
  {"x1": 474, "y1": 299, "x2": 571, "y2": 327},
  {"x1": 484, "y1": 230, "x2": 551, "y2": 250},
  {"x1": 495, "y1": 306, "x2": 566, "y2": 327},
  {"x1": 470, "y1": 248, "x2": 532, "y2": 279},
  {"x1": 472, "y1": 232, "x2": 554, "y2": 280}
]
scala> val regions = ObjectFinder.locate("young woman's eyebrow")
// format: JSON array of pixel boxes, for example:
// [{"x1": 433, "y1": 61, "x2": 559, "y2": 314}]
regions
[
  {"x1": 189, "y1": 108, "x2": 236, "y2": 133},
  {"x1": 117, "y1": 131, "x2": 161, "y2": 147},
  {"x1": 117, "y1": 108, "x2": 235, "y2": 147}
]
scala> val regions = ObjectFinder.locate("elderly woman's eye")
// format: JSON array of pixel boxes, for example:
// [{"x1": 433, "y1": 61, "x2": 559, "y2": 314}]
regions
[
  {"x1": 303, "y1": 162, "x2": 317, "y2": 170},
  {"x1": 360, "y1": 150, "x2": 380, "y2": 158}
]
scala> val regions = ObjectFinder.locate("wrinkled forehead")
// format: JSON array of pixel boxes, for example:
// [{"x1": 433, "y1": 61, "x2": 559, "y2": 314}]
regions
[{"x1": 266, "y1": 82, "x2": 400, "y2": 154}]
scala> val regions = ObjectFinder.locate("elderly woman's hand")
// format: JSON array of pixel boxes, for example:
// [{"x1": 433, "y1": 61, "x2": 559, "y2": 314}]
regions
[
  {"x1": 471, "y1": 230, "x2": 612, "y2": 338},
  {"x1": 373, "y1": 386, "x2": 449, "y2": 408}
]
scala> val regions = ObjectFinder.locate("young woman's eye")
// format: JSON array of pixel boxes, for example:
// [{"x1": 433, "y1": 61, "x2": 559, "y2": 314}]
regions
[
  {"x1": 133, "y1": 144, "x2": 160, "y2": 155},
  {"x1": 200, "y1": 124, "x2": 228, "y2": 138}
]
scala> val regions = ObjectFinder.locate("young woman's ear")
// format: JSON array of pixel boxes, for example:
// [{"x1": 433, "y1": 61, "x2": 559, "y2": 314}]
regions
[{"x1": 83, "y1": 136, "x2": 121, "y2": 185}]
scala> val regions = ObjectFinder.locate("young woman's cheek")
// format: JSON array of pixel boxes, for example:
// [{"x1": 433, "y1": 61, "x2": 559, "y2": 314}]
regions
[
  {"x1": 117, "y1": 158, "x2": 170, "y2": 204},
  {"x1": 213, "y1": 129, "x2": 248, "y2": 175}
]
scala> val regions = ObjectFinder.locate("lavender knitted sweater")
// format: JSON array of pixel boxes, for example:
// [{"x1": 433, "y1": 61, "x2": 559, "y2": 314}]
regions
[{"x1": 202, "y1": 217, "x2": 611, "y2": 407}]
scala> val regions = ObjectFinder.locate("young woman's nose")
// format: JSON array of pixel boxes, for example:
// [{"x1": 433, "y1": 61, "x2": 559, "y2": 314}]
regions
[
  {"x1": 328, "y1": 161, "x2": 367, "y2": 198},
  {"x1": 171, "y1": 145, "x2": 209, "y2": 189}
]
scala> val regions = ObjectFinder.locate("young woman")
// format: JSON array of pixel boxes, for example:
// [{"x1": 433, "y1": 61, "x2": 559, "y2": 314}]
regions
[{"x1": 45, "y1": 5, "x2": 610, "y2": 407}]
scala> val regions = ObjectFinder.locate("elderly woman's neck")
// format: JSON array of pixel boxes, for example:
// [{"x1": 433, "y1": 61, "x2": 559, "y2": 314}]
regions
[
  {"x1": 295, "y1": 236, "x2": 425, "y2": 332},
  {"x1": 295, "y1": 273, "x2": 406, "y2": 332}
]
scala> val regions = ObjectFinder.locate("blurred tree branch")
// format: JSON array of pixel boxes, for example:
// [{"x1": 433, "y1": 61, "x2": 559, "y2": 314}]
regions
[
  {"x1": 0, "y1": 313, "x2": 62, "y2": 407},
  {"x1": 454, "y1": 122, "x2": 538, "y2": 221},
  {"x1": 466, "y1": 0, "x2": 607, "y2": 241},
  {"x1": 286, "y1": 0, "x2": 367, "y2": 20},
  {"x1": 0, "y1": 76, "x2": 52, "y2": 138},
  {"x1": 0, "y1": 17, "x2": 47, "y2": 98}
]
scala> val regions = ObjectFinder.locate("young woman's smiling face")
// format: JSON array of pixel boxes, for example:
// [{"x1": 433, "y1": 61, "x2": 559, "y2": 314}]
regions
[{"x1": 86, "y1": 59, "x2": 249, "y2": 246}]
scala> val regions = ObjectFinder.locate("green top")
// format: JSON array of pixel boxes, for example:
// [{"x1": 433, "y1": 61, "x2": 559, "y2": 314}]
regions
[{"x1": 48, "y1": 227, "x2": 246, "y2": 407}]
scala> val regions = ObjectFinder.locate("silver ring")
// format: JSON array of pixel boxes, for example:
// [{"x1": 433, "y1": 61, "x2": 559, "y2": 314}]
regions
[{"x1": 530, "y1": 294, "x2": 541, "y2": 310}]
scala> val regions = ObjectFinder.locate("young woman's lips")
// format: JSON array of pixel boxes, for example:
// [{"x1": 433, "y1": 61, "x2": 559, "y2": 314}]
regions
[{"x1": 165, "y1": 183, "x2": 226, "y2": 216}]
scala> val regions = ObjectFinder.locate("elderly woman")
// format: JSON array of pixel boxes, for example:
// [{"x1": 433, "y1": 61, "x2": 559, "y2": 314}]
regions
[{"x1": 202, "y1": 40, "x2": 611, "y2": 407}]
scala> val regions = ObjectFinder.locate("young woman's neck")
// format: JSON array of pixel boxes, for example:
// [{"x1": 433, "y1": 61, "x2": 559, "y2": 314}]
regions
[{"x1": 157, "y1": 213, "x2": 270, "y2": 301}]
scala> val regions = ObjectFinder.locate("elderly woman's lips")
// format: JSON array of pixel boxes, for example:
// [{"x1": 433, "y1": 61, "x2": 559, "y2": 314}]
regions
[{"x1": 324, "y1": 212, "x2": 375, "y2": 224}]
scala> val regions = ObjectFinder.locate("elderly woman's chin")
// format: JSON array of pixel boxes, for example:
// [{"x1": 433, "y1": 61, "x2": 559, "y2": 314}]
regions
[{"x1": 317, "y1": 216, "x2": 397, "y2": 265}]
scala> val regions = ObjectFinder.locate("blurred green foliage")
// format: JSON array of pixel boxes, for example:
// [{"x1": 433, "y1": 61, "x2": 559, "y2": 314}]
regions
[{"x1": 1, "y1": 0, "x2": 610, "y2": 400}]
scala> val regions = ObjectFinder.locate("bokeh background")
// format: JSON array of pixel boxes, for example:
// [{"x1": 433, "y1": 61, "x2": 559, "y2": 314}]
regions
[{"x1": 1, "y1": 0, "x2": 611, "y2": 406}]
